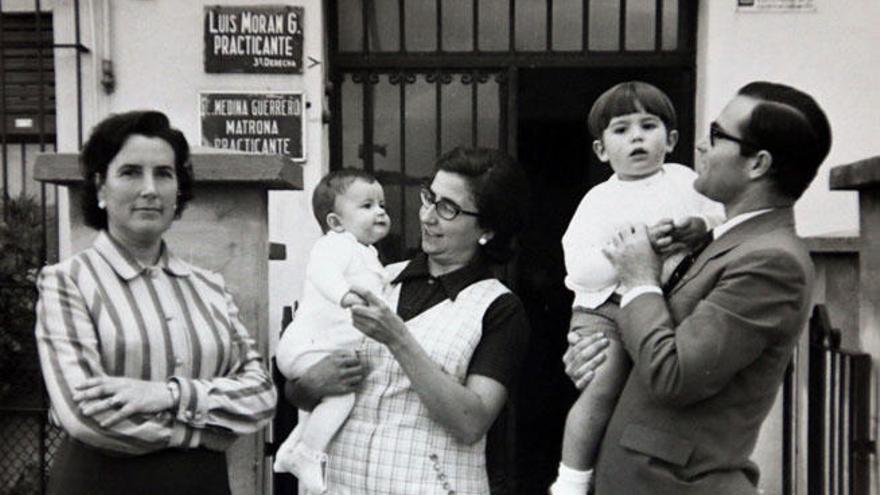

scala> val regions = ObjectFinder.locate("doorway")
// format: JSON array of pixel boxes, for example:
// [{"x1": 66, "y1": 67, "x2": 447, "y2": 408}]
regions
[{"x1": 513, "y1": 67, "x2": 696, "y2": 492}]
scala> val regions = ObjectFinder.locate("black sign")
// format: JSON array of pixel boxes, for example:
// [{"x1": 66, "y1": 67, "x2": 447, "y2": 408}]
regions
[
  {"x1": 204, "y1": 5, "x2": 303, "y2": 74},
  {"x1": 200, "y1": 92, "x2": 305, "y2": 161}
]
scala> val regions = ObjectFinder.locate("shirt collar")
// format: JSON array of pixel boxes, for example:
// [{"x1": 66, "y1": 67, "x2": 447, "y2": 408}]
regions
[
  {"x1": 712, "y1": 208, "x2": 774, "y2": 240},
  {"x1": 94, "y1": 230, "x2": 192, "y2": 281},
  {"x1": 391, "y1": 251, "x2": 493, "y2": 300}
]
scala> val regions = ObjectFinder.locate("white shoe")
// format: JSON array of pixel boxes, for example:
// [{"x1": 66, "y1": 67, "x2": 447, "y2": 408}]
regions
[
  {"x1": 272, "y1": 426, "x2": 302, "y2": 474},
  {"x1": 284, "y1": 442, "x2": 328, "y2": 494}
]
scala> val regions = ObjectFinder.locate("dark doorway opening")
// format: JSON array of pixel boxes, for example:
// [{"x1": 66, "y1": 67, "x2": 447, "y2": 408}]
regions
[{"x1": 513, "y1": 67, "x2": 695, "y2": 493}]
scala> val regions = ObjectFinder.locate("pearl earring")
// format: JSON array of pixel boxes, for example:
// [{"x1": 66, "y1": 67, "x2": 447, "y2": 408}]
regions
[
  {"x1": 478, "y1": 236, "x2": 488, "y2": 246},
  {"x1": 98, "y1": 199, "x2": 106, "y2": 210}
]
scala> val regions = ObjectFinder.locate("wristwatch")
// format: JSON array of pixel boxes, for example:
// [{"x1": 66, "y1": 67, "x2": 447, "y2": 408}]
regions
[{"x1": 166, "y1": 380, "x2": 181, "y2": 410}]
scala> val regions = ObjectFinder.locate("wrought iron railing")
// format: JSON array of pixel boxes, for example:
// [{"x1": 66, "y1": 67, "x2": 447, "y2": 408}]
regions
[{"x1": 808, "y1": 305, "x2": 872, "y2": 495}]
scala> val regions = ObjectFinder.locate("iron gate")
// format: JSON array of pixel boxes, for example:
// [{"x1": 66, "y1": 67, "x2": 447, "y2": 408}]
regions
[{"x1": 325, "y1": 1, "x2": 697, "y2": 493}]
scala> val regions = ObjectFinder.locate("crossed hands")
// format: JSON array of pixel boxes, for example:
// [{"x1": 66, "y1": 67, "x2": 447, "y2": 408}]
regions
[{"x1": 72, "y1": 376, "x2": 174, "y2": 428}]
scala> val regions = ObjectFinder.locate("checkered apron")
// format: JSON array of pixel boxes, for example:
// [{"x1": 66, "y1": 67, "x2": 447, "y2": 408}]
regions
[{"x1": 324, "y1": 261, "x2": 509, "y2": 495}]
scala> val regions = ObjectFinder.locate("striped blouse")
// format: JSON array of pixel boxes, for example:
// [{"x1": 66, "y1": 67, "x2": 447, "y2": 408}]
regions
[{"x1": 35, "y1": 231, "x2": 277, "y2": 455}]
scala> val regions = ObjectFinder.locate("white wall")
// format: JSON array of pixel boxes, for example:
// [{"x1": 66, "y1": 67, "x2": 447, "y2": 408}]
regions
[
  {"x1": 696, "y1": 0, "x2": 880, "y2": 237},
  {"x1": 49, "y1": 0, "x2": 326, "y2": 347}
]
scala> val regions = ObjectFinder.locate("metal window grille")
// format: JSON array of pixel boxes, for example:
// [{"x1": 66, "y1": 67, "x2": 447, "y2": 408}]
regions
[
  {"x1": 1, "y1": 2, "x2": 87, "y2": 493},
  {"x1": 332, "y1": 0, "x2": 690, "y2": 57},
  {"x1": 331, "y1": 69, "x2": 508, "y2": 263}
]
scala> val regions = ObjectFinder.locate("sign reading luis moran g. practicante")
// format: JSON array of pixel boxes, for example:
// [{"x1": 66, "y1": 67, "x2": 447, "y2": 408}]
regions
[
  {"x1": 200, "y1": 92, "x2": 305, "y2": 161},
  {"x1": 204, "y1": 5, "x2": 303, "y2": 74}
]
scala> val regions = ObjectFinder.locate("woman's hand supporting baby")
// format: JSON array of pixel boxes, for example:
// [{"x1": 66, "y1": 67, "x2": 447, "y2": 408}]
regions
[{"x1": 284, "y1": 351, "x2": 365, "y2": 412}]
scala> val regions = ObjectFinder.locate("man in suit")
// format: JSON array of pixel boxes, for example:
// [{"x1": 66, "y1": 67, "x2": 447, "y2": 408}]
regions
[{"x1": 565, "y1": 81, "x2": 832, "y2": 494}]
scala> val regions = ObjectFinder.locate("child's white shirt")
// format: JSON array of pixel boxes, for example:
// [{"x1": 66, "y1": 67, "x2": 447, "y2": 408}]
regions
[
  {"x1": 561, "y1": 163, "x2": 725, "y2": 309},
  {"x1": 275, "y1": 230, "x2": 386, "y2": 378}
]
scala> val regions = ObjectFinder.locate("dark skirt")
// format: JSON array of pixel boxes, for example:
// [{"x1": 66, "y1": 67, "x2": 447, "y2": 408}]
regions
[{"x1": 47, "y1": 437, "x2": 231, "y2": 495}]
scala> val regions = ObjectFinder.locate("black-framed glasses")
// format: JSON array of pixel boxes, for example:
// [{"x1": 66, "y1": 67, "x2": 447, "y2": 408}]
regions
[
  {"x1": 419, "y1": 186, "x2": 480, "y2": 221},
  {"x1": 709, "y1": 122, "x2": 760, "y2": 150}
]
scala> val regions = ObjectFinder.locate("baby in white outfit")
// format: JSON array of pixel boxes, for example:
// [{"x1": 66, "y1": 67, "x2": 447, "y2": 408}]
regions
[{"x1": 274, "y1": 169, "x2": 391, "y2": 494}]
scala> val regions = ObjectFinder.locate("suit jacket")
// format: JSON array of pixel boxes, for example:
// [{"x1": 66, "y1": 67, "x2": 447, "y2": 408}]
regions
[{"x1": 595, "y1": 208, "x2": 814, "y2": 495}]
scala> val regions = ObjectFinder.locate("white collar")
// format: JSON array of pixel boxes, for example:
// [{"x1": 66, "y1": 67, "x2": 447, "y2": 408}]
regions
[
  {"x1": 94, "y1": 230, "x2": 191, "y2": 281},
  {"x1": 713, "y1": 208, "x2": 774, "y2": 239}
]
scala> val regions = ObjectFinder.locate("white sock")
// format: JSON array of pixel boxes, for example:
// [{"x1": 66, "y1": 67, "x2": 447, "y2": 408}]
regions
[{"x1": 549, "y1": 463, "x2": 593, "y2": 495}]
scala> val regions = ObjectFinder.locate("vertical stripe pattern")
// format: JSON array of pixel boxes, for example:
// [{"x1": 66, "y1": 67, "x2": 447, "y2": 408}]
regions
[{"x1": 35, "y1": 231, "x2": 277, "y2": 455}]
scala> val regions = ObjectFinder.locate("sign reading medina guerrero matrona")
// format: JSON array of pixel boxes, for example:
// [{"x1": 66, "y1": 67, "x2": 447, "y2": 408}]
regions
[
  {"x1": 204, "y1": 5, "x2": 303, "y2": 74},
  {"x1": 200, "y1": 92, "x2": 305, "y2": 161}
]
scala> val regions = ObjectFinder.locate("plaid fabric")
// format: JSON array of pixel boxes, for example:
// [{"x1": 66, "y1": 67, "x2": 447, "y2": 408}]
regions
[{"x1": 324, "y1": 261, "x2": 509, "y2": 494}]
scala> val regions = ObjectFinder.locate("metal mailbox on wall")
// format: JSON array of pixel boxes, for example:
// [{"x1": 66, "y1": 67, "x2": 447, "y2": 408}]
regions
[
  {"x1": 200, "y1": 92, "x2": 306, "y2": 161},
  {"x1": 204, "y1": 5, "x2": 304, "y2": 74}
]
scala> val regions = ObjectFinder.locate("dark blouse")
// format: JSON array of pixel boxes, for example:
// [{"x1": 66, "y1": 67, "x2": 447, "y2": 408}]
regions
[{"x1": 392, "y1": 252, "x2": 530, "y2": 389}]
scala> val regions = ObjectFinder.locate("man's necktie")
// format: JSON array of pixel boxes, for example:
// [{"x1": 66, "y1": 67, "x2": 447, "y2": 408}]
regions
[{"x1": 662, "y1": 233, "x2": 713, "y2": 295}]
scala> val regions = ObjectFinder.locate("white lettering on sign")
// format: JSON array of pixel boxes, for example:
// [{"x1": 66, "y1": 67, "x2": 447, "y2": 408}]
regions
[
  {"x1": 250, "y1": 98, "x2": 302, "y2": 117},
  {"x1": 224, "y1": 119, "x2": 279, "y2": 135},
  {"x1": 201, "y1": 92, "x2": 304, "y2": 160},
  {"x1": 287, "y1": 13, "x2": 299, "y2": 33},
  {"x1": 212, "y1": 34, "x2": 295, "y2": 57},
  {"x1": 253, "y1": 57, "x2": 298, "y2": 68},
  {"x1": 207, "y1": 10, "x2": 238, "y2": 34},
  {"x1": 240, "y1": 12, "x2": 286, "y2": 34},
  {"x1": 211, "y1": 99, "x2": 250, "y2": 116},
  {"x1": 212, "y1": 137, "x2": 292, "y2": 155},
  {"x1": 204, "y1": 6, "x2": 303, "y2": 74}
]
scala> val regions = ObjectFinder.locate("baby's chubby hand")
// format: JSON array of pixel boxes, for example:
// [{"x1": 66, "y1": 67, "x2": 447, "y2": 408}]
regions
[
  {"x1": 671, "y1": 216, "x2": 709, "y2": 248},
  {"x1": 647, "y1": 218, "x2": 677, "y2": 254},
  {"x1": 648, "y1": 216, "x2": 709, "y2": 254},
  {"x1": 340, "y1": 290, "x2": 368, "y2": 308}
]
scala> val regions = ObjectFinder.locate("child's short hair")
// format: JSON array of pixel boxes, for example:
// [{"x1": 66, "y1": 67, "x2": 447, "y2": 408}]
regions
[
  {"x1": 587, "y1": 81, "x2": 677, "y2": 139},
  {"x1": 312, "y1": 168, "x2": 380, "y2": 233}
]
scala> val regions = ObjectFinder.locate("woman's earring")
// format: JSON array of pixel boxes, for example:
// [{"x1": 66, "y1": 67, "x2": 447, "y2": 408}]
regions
[
  {"x1": 478, "y1": 236, "x2": 488, "y2": 246},
  {"x1": 98, "y1": 199, "x2": 106, "y2": 210}
]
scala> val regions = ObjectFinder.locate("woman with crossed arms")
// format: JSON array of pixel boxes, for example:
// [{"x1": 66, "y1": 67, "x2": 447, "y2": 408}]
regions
[{"x1": 35, "y1": 111, "x2": 276, "y2": 495}]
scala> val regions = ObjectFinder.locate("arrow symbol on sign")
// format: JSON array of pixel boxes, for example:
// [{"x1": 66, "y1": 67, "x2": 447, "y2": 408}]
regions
[{"x1": 307, "y1": 56, "x2": 321, "y2": 69}]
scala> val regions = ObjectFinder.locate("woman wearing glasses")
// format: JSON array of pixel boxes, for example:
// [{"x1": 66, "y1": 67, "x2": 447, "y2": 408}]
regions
[{"x1": 285, "y1": 147, "x2": 534, "y2": 494}]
